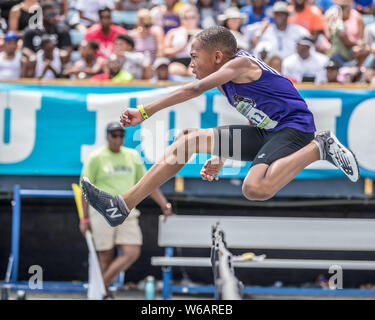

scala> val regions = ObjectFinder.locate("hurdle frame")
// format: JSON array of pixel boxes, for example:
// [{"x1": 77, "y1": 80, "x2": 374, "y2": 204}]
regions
[
  {"x1": 159, "y1": 246, "x2": 375, "y2": 299},
  {"x1": 0, "y1": 185, "x2": 124, "y2": 294}
]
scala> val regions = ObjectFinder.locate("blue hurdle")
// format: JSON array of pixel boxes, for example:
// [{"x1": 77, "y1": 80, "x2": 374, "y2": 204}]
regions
[{"x1": 0, "y1": 185, "x2": 124, "y2": 294}]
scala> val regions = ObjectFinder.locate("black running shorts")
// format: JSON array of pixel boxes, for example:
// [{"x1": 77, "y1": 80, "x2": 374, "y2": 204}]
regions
[{"x1": 212, "y1": 125, "x2": 315, "y2": 166}]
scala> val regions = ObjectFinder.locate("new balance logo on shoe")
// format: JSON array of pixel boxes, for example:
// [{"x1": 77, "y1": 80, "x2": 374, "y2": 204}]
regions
[{"x1": 106, "y1": 200, "x2": 122, "y2": 219}]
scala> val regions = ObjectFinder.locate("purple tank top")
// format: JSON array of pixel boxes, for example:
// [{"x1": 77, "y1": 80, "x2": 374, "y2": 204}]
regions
[{"x1": 221, "y1": 50, "x2": 316, "y2": 133}]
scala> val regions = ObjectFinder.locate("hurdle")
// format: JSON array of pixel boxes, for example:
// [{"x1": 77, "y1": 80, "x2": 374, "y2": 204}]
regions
[
  {"x1": 211, "y1": 222, "x2": 243, "y2": 300},
  {"x1": 0, "y1": 185, "x2": 124, "y2": 294}
]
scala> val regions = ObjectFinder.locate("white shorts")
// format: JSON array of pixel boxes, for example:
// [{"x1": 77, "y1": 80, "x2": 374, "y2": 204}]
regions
[{"x1": 89, "y1": 206, "x2": 143, "y2": 251}]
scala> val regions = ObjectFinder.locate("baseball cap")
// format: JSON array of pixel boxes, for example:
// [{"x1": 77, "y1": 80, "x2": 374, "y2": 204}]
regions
[
  {"x1": 297, "y1": 36, "x2": 314, "y2": 47},
  {"x1": 4, "y1": 31, "x2": 19, "y2": 42},
  {"x1": 153, "y1": 57, "x2": 171, "y2": 69},
  {"x1": 106, "y1": 122, "x2": 124, "y2": 133},
  {"x1": 325, "y1": 60, "x2": 340, "y2": 69},
  {"x1": 272, "y1": 1, "x2": 290, "y2": 14}
]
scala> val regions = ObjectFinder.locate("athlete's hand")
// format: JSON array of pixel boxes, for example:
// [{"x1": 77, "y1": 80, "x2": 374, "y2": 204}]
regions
[
  {"x1": 120, "y1": 108, "x2": 144, "y2": 128},
  {"x1": 200, "y1": 156, "x2": 225, "y2": 181}
]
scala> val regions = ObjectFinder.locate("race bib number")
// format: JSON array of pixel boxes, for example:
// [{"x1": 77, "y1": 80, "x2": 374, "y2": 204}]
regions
[{"x1": 233, "y1": 95, "x2": 278, "y2": 130}]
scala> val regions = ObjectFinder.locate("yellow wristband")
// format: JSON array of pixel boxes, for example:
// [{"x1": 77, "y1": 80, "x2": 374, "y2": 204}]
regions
[{"x1": 137, "y1": 104, "x2": 149, "y2": 120}]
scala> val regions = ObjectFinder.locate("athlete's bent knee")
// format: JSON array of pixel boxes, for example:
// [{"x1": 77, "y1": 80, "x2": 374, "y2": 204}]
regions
[{"x1": 242, "y1": 182, "x2": 274, "y2": 201}]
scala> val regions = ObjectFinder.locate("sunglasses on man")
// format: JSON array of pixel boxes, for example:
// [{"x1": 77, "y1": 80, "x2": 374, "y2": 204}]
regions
[{"x1": 110, "y1": 133, "x2": 125, "y2": 138}]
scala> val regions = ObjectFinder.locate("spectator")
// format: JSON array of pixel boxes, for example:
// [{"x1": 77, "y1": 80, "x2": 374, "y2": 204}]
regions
[
  {"x1": 282, "y1": 36, "x2": 328, "y2": 83},
  {"x1": 253, "y1": 40, "x2": 272, "y2": 60},
  {"x1": 151, "y1": 56, "x2": 171, "y2": 81},
  {"x1": 33, "y1": 34, "x2": 62, "y2": 79},
  {"x1": 354, "y1": 0, "x2": 374, "y2": 14},
  {"x1": 288, "y1": 0, "x2": 325, "y2": 39},
  {"x1": 164, "y1": 4, "x2": 201, "y2": 76},
  {"x1": 240, "y1": 0, "x2": 272, "y2": 25},
  {"x1": 324, "y1": 0, "x2": 369, "y2": 66},
  {"x1": 22, "y1": 3, "x2": 72, "y2": 61},
  {"x1": 64, "y1": 40, "x2": 106, "y2": 79},
  {"x1": 0, "y1": 1, "x2": 22, "y2": 28},
  {"x1": 0, "y1": 31, "x2": 22, "y2": 80},
  {"x1": 40, "y1": 0, "x2": 69, "y2": 20},
  {"x1": 114, "y1": 34, "x2": 151, "y2": 79},
  {"x1": 114, "y1": 0, "x2": 148, "y2": 11},
  {"x1": 196, "y1": 0, "x2": 221, "y2": 29},
  {"x1": 253, "y1": 1, "x2": 310, "y2": 59},
  {"x1": 80, "y1": 122, "x2": 174, "y2": 299},
  {"x1": 129, "y1": 8, "x2": 164, "y2": 64},
  {"x1": 150, "y1": 0, "x2": 181, "y2": 35},
  {"x1": 75, "y1": 0, "x2": 115, "y2": 28},
  {"x1": 362, "y1": 59, "x2": 375, "y2": 84},
  {"x1": 218, "y1": 7, "x2": 248, "y2": 50},
  {"x1": 91, "y1": 54, "x2": 134, "y2": 81},
  {"x1": 315, "y1": 0, "x2": 335, "y2": 13},
  {"x1": 264, "y1": 54, "x2": 282, "y2": 73},
  {"x1": 325, "y1": 59, "x2": 340, "y2": 82},
  {"x1": 84, "y1": 7, "x2": 127, "y2": 59},
  {"x1": 364, "y1": 20, "x2": 375, "y2": 63},
  {"x1": 8, "y1": 0, "x2": 41, "y2": 36}
]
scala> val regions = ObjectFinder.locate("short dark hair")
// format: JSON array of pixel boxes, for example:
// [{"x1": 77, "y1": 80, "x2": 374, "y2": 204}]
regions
[
  {"x1": 116, "y1": 34, "x2": 135, "y2": 50},
  {"x1": 98, "y1": 7, "x2": 112, "y2": 17},
  {"x1": 195, "y1": 26, "x2": 238, "y2": 57}
]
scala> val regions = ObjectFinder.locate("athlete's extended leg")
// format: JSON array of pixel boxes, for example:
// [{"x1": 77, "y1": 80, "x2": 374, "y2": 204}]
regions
[
  {"x1": 123, "y1": 128, "x2": 214, "y2": 209},
  {"x1": 82, "y1": 128, "x2": 215, "y2": 226}
]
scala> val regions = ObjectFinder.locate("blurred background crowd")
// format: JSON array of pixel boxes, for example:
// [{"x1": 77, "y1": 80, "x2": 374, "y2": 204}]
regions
[{"x1": 0, "y1": 0, "x2": 375, "y2": 83}]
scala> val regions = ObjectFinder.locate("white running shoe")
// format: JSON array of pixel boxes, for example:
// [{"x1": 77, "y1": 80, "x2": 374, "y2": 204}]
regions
[{"x1": 314, "y1": 131, "x2": 360, "y2": 182}]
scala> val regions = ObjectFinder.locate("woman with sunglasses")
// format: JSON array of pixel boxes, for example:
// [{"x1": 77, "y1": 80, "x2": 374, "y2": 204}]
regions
[
  {"x1": 129, "y1": 9, "x2": 164, "y2": 65},
  {"x1": 8, "y1": 0, "x2": 41, "y2": 37},
  {"x1": 164, "y1": 4, "x2": 201, "y2": 77}
]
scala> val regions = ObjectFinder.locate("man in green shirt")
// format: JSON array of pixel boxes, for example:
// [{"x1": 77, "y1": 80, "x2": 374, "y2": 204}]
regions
[{"x1": 80, "y1": 122, "x2": 173, "y2": 299}]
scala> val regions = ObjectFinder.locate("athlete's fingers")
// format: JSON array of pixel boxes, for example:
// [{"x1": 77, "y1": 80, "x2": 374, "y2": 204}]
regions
[{"x1": 200, "y1": 168, "x2": 207, "y2": 180}]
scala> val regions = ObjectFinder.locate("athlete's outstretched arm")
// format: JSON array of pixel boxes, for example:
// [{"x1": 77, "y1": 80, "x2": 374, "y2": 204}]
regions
[{"x1": 120, "y1": 57, "x2": 254, "y2": 127}]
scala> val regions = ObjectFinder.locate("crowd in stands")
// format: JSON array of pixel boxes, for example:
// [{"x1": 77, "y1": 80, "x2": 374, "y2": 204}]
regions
[{"x1": 0, "y1": 0, "x2": 375, "y2": 83}]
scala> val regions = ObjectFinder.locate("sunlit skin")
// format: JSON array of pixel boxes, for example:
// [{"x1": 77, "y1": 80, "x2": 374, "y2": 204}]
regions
[{"x1": 189, "y1": 40, "x2": 228, "y2": 80}]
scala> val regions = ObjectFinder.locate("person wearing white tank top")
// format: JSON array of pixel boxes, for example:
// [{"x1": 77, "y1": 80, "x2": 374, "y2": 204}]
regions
[
  {"x1": 164, "y1": 5, "x2": 201, "y2": 77},
  {"x1": 0, "y1": 31, "x2": 22, "y2": 80},
  {"x1": 33, "y1": 35, "x2": 62, "y2": 79}
]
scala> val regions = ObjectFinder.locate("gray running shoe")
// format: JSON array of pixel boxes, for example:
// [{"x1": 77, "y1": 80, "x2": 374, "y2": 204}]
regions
[
  {"x1": 314, "y1": 131, "x2": 359, "y2": 182},
  {"x1": 81, "y1": 177, "x2": 130, "y2": 227}
]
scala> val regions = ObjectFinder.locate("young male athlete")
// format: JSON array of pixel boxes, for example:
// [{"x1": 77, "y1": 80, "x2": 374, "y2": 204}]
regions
[{"x1": 81, "y1": 26, "x2": 359, "y2": 227}]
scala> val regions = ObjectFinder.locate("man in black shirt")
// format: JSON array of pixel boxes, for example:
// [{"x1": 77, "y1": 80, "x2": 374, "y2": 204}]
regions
[
  {"x1": 23, "y1": 3, "x2": 71, "y2": 51},
  {"x1": 22, "y1": 3, "x2": 72, "y2": 76}
]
